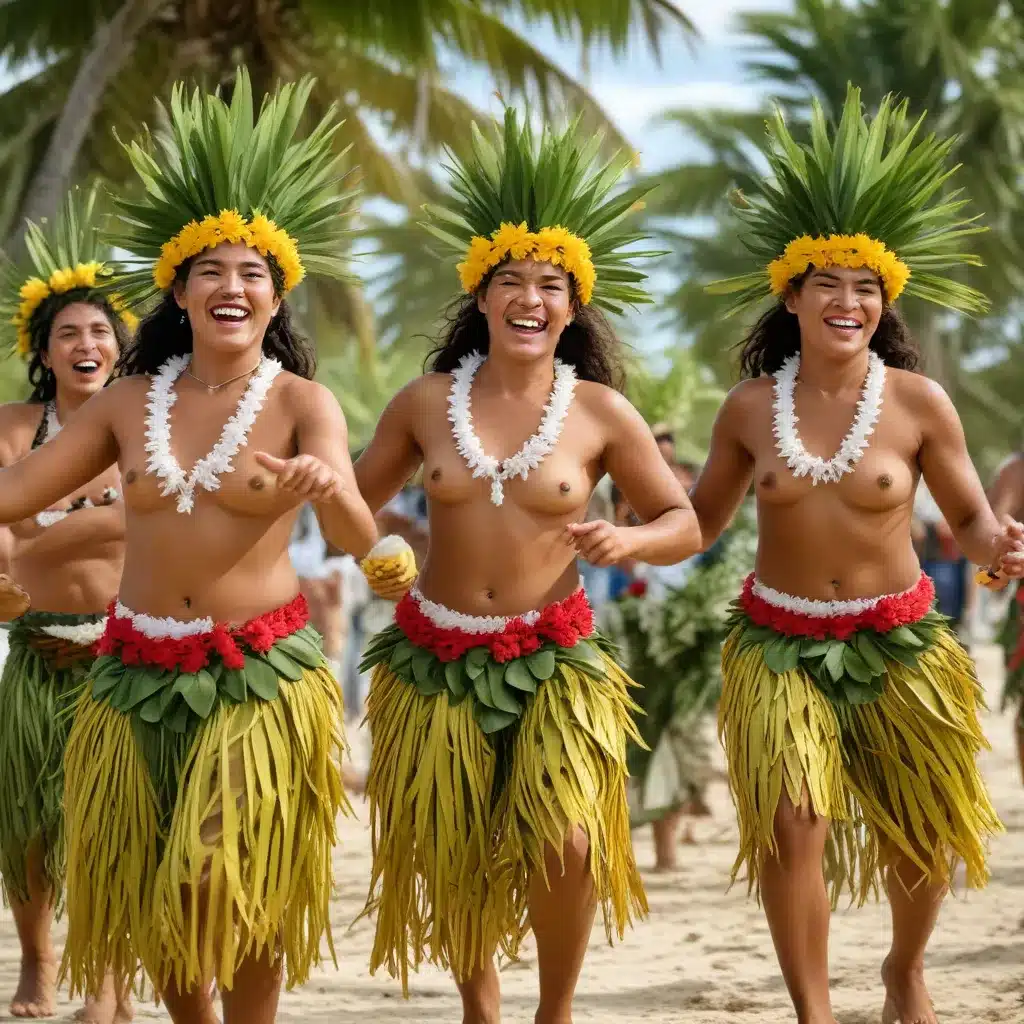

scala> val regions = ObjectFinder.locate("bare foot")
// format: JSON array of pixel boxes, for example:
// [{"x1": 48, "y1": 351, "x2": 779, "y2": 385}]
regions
[
  {"x1": 342, "y1": 764, "x2": 366, "y2": 795},
  {"x1": 72, "y1": 974, "x2": 135, "y2": 1024},
  {"x1": 9, "y1": 951, "x2": 58, "y2": 1018},
  {"x1": 881, "y1": 958, "x2": 938, "y2": 1024}
]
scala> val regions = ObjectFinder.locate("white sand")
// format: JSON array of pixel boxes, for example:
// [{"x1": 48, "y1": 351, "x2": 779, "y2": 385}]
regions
[{"x1": 1, "y1": 644, "x2": 1021, "y2": 1023}]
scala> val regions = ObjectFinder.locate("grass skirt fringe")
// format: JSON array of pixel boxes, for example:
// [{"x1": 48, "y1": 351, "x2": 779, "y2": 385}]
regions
[
  {"x1": 0, "y1": 632, "x2": 89, "y2": 904},
  {"x1": 363, "y1": 651, "x2": 647, "y2": 992},
  {"x1": 61, "y1": 662, "x2": 348, "y2": 998},
  {"x1": 719, "y1": 625, "x2": 1002, "y2": 906}
]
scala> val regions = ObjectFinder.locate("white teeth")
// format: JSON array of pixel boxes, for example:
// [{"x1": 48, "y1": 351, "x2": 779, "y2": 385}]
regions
[
  {"x1": 212, "y1": 307, "x2": 248, "y2": 318},
  {"x1": 510, "y1": 318, "x2": 543, "y2": 328},
  {"x1": 74, "y1": 362, "x2": 99, "y2": 371},
  {"x1": 826, "y1": 317, "x2": 861, "y2": 328}
]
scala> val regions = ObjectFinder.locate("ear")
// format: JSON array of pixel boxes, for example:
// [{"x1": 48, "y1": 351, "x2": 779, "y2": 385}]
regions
[
  {"x1": 783, "y1": 287, "x2": 799, "y2": 315},
  {"x1": 172, "y1": 279, "x2": 187, "y2": 310},
  {"x1": 270, "y1": 297, "x2": 282, "y2": 319},
  {"x1": 476, "y1": 284, "x2": 488, "y2": 315}
]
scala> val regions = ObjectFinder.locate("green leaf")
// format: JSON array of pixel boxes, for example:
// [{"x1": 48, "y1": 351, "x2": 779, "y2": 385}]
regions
[
  {"x1": 180, "y1": 668, "x2": 217, "y2": 719},
  {"x1": 91, "y1": 661, "x2": 125, "y2": 699},
  {"x1": 416, "y1": 663, "x2": 447, "y2": 696},
  {"x1": 465, "y1": 646, "x2": 490, "y2": 679},
  {"x1": 526, "y1": 649, "x2": 556, "y2": 681},
  {"x1": 139, "y1": 691, "x2": 166, "y2": 724},
  {"x1": 412, "y1": 649, "x2": 436, "y2": 686},
  {"x1": 165, "y1": 697, "x2": 192, "y2": 734},
  {"x1": 474, "y1": 705, "x2": 519, "y2": 735},
  {"x1": 843, "y1": 647, "x2": 872, "y2": 683},
  {"x1": 763, "y1": 636, "x2": 800, "y2": 674},
  {"x1": 800, "y1": 640, "x2": 832, "y2": 659},
  {"x1": 262, "y1": 646, "x2": 304, "y2": 682},
  {"x1": 888, "y1": 626, "x2": 923, "y2": 649},
  {"x1": 244, "y1": 655, "x2": 280, "y2": 701},
  {"x1": 824, "y1": 643, "x2": 846, "y2": 683},
  {"x1": 854, "y1": 632, "x2": 886, "y2": 675},
  {"x1": 387, "y1": 640, "x2": 416, "y2": 673},
  {"x1": 504, "y1": 658, "x2": 538, "y2": 693},
  {"x1": 444, "y1": 660, "x2": 467, "y2": 698},
  {"x1": 472, "y1": 669, "x2": 496, "y2": 708},
  {"x1": 487, "y1": 661, "x2": 522, "y2": 715},
  {"x1": 124, "y1": 669, "x2": 169, "y2": 711},
  {"x1": 222, "y1": 668, "x2": 248, "y2": 703},
  {"x1": 274, "y1": 632, "x2": 323, "y2": 668}
]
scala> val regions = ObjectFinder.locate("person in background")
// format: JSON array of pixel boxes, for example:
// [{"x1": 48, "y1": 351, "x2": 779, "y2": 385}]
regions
[{"x1": 912, "y1": 484, "x2": 972, "y2": 633}]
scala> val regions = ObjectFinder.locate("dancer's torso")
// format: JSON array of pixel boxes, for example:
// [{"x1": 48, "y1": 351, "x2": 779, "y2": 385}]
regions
[
  {"x1": 106, "y1": 372, "x2": 309, "y2": 622},
  {"x1": 410, "y1": 373, "x2": 607, "y2": 616},
  {"x1": 0, "y1": 402, "x2": 123, "y2": 614},
  {"x1": 736, "y1": 369, "x2": 923, "y2": 600}
]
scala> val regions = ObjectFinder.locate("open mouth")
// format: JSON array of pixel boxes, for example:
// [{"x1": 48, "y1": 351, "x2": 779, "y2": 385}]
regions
[
  {"x1": 823, "y1": 316, "x2": 863, "y2": 332},
  {"x1": 507, "y1": 315, "x2": 548, "y2": 335},
  {"x1": 210, "y1": 305, "x2": 251, "y2": 324},
  {"x1": 72, "y1": 360, "x2": 101, "y2": 375}
]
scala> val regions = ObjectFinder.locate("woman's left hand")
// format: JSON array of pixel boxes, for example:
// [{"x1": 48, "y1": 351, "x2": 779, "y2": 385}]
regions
[
  {"x1": 565, "y1": 520, "x2": 637, "y2": 567},
  {"x1": 254, "y1": 452, "x2": 343, "y2": 502}
]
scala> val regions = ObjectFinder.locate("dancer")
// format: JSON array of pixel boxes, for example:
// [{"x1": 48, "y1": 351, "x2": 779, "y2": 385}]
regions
[
  {"x1": 989, "y1": 453, "x2": 1024, "y2": 782},
  {"x1": 691, "y1": 86, "x2": 1022, "y2": 1024},
  {"x1": 0, "y1": 70, "x2": 376, "y2": 1024},
  {"x1": 0, "y1": 187, "x2": 137, "y2": 1022},
  {"x1": 353, "y1": 108, "x2": 699, "y2": 1022}
]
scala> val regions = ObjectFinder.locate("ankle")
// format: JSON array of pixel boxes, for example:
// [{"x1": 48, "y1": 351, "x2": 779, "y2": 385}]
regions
[
  {"x1": 535, "y1": 1002, "x2": 573, "y2": 1024},
  {"x1": 882, "y1": 954, "x2": 925, "y2": 979},
  {"x1": 20, "y1": 945, "x2": 57, "y2": 966}
]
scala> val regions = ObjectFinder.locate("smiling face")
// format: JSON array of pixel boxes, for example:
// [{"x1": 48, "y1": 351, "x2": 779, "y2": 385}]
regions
[
  {"x1": 174, "y1": 241, "x2": 282, "y2": 357},
  {"x1": 785, "y1": 264, "x2": 884, "y2": 361},
  {"x1": 476, "y1": 258, "x2": 575, "y2": 362},
  {"x1": 43, "y1": 301, "x2": 119, "y2": 399}
]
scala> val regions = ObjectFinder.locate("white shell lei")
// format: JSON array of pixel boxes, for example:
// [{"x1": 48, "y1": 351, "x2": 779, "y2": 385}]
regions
[
  {"x1": 772, "y1": 351, "x2": 885, "y2": 485},
  {"x1": 144, "y1": 354, "x2": 282, "y2": 514},
  {"x1": 751, "y1": 577, "x2": 917, "y2": 618},
  {"x1": 447, "y1": 351, "x2": 577, "y2": 506}
]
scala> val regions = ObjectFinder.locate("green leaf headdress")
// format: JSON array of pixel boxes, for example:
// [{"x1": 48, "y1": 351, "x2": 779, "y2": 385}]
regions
[
  {"x1": 708, "y1": 85, "x2": 988, "y2": 316},
  {"x1": 0, "y1": 185, "x2": 138, "y2": 360},
  {"x1": 111, "y1": 66, "x2": 357, "y2": 307},
  {"x1": 423, "y1": 107, "x2": 659, "y2": 315}
]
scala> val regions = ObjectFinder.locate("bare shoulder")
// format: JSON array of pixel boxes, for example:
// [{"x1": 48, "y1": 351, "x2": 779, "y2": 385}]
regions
[
  {"x1": 719, "y1": 377, "x2": 773, "y2": 422},
  {"x1": 275, "y1": 372, "x2": 337, "y2": 410},
  {"x1": 0, "y1": 401, "x2": 45, "y2": 436},
  {"x1": 388, "y1": 372, "x2": 450, "y2": 417},
  {"x1": 888, "y1": 368, "x2": 954, "y2": 416},
  {"x1": 574, "y1": 380, "x2": 637, "y2": 423}
]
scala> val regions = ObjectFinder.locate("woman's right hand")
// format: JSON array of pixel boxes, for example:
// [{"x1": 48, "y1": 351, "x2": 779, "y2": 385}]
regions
[{"x1": 0, "y1": 575, "x2": 30, "y2": 621}]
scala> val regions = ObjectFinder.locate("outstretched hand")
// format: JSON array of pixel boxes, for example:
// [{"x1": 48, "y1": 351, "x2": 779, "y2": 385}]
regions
[
  {"x1": 254, "y1": 452, "x2": 343, "y2": 503},
  {"x1": 565, "y1": 519, "x2": 636, "y2": 568},
  {"x1": 0, "y1": 575, "x2": 30, "y2": 622},
  {"x1": 993, "y1": 516, "x2": 1024, "y2": 579}
]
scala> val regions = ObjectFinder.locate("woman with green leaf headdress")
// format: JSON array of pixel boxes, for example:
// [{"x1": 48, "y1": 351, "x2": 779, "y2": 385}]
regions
[
  {"x1": 0, "y1": 70, "x2": 378, "y2": 1024},
  {"x1": 0, "y1": 184, "x2": 136, "y2": 1022},
  {"x1": 351, "y1": 107, "x2": 701, "y2": 1020},
  {"x1": 690, "y1": 84, "x2": 1022, "y2": 1023}
]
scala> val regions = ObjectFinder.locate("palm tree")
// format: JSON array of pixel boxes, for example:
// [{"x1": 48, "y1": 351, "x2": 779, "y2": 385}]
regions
[{"x1": 645, "y1": 0, "x2": 1024, "y2": 459}]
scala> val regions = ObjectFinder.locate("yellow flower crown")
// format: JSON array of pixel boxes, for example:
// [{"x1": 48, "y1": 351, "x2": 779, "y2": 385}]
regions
[
  {"x1": 457, "y1": 222, "x2": 596, "y2": 304},
  {"x1": 768, "y1": 234, "x2": 910, "y2": 301},
  {"x1": 12, "y1": 262, "x2": 138, "y2": 359},
  {"x1": 154, "y1": 209, "x2": 304, "y2": 292}
]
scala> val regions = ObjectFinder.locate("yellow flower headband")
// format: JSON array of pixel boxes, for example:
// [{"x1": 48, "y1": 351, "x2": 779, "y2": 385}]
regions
[
  {"x1": 457, "y1": 221, "x2": 597, "y2": 304},
  {"x1": 154, "y1": 209, "x2": 304, "y2": 292},
  {"x1": 12, "y1": 262, "x2": 139, "y2": 359},
  {"x1": 768, "y1": 233, "x2": 910, "y2": 301}
]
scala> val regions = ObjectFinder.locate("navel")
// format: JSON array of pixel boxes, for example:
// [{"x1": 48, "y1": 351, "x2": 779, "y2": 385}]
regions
[
  {"x1": 431, "y1": 468, "x2": 442, "y2": 482},
  {"x1": 248, "y1": 475, "x2": 265, "y2": 491},
  {"x1": 760, "y1": 471, "x2": 776, "y2": 489},
  {"x1": 124, "y1": 469, "x2": 137, "y2": 485},
  {"x1": 485, "y1": 589, "x2": 495, "y2": 601},
  {"x1": 183, "y1": 597, "x2": 192, "y2": 610},
  {"x1": 830, "y1": 579, "x2": 841, "y2": 591},
  {"x1": 878, "y1": 473, "x2": 893, "y2": 490}
]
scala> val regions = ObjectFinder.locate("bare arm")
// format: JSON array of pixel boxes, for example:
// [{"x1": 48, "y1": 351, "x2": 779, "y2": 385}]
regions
[
  {"x1": 294, "y1": 383, "x2": 378, "y2": 558},
  {"x1": 0, "y1": 391, "x2": 118, "y2": 524},
  {"x1": 988, "y1": 453, "x2": 1024, "y2": 520},
  {"x1": 594, "y1": 390, "x2": 700, "y2": 565},
  {"x1": 353, "y1": 382, "x2": 424, "y2": 515},
  {"x1": 917, "y1": 380, "x2": 1002, "y2": 567},
  {"x1": 689, "y1": 384, "x2": 757, "y2": 550},
  {"x1": 14, "y1": 503, "x2": 124, "y2": 561}
]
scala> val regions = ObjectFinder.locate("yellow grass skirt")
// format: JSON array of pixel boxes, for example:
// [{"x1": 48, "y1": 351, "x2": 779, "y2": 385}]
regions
[
  {"x1": 362, "y1": 649, "x2": 648, "y2": 992},
  {"x1": 719, "y1": 624, "x2": 1002, "y2": 905},
  {"x1": 61, "y1": 661, "x2": 348, "y2": 998}
]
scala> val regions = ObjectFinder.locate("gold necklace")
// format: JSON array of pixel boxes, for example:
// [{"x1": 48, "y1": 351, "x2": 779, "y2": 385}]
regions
[{"x1": 185, "y1": 358, "x2": 262, "y2": 392}]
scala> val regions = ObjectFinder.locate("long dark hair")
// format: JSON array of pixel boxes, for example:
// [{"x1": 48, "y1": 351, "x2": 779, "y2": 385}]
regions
[
  {"x1": 737, "y1": 273, "x2": 920, "y2": 379},
  {"x1": 427, "y1": 275, "x2": 626, "y2": 390},
  {"x1": 115, "y1": 256, "x2": 316, "y2": 379},
  {"x1": 26, "y1": 289, "x2": 131, "y2": 403}
]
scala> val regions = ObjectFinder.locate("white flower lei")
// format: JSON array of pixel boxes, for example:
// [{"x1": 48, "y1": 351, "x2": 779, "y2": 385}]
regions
[
  {"x1": 772, "y1": 351, "x2": 886, "y2": 485},
  {"x1": 144, "y1": 354, "x2": 282, "y2": 514},
  {"x1": 39, "y1": 619, "x2": 107, "y2": 646},
  {"x1": 409, "y1": 585, "x2": 542, "y2": 634},
  {"x1": 447, "y1": 351, "x2": 577, "y2": 506},
  {"x1": 42, "y1": 402, "x2": 61, "y2": 443},
  {"x1": 750, "y1": 576, "x2": 918, "y2": 618},
  {"x1": 114, "y1": 601, "x2": 215, "y2": 639}
]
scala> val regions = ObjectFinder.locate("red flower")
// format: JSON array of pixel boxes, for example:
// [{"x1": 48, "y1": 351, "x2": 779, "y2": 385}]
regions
[
  {"x1": 489, "y1": 634, "x2": 522, "y2": 663},
  {"x1": 627, "y1": 579, "x2": 648, "y2": 597}
]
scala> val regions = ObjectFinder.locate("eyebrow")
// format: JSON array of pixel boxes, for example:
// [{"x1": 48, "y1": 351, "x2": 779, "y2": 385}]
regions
[
  {"x1": 813, "y1": 270, "x2": 878, "y2": 286},
  {"x1": 495, "y1": 270, "x2": 566, "y2": 283},
  {"x1": 194, "y1": 257, "x2": 267, "y2": 271}
]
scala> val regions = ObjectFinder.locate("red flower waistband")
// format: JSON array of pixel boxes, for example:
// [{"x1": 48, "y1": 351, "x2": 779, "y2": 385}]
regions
[
  {"x1": 738, "y1": 572, "x2": 935, "y2": 640},
  {"x1": 96, "y1": 594, "x2": 310, "y2": 673},
  {"x1": 395, "y1": 588, "x2": 594, "y2": 663}
]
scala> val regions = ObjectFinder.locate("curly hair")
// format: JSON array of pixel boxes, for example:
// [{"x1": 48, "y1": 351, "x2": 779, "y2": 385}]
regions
[
  {"x1": 737, "y1": 272, "x2": 920, "y2": 379},
  {"x1": 26, "y1": 289, "x2": 131, "y2": 403},
  {"x1": 115, "y1": 255, "x2": 316, "y2": 380},
  {"x1": 427, "y1": 271, "x2": 626, "y2": 390}
]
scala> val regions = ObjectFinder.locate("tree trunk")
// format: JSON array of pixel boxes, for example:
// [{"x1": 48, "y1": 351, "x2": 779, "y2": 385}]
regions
[{"x1": 5, "y1": 0, "x2": 167, "y2": 251}]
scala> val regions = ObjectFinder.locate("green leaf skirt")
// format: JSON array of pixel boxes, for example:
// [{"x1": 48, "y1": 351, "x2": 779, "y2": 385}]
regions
[
  {"x1": 720, "y1": 612, "x2": 1002, "y2": 907},
  {"x1": 0, "y1": 611, "x2": 101, "y2": 906},
  {"x1": 60, "y1": 625, "x2": 350, "y2": 1000},
  {"x1": 358, "y1": 622, "x2": 649, "y2": 991}
]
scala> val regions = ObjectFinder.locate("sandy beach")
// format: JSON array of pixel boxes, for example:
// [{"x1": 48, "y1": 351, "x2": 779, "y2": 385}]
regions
[{"x1": 1, "y1": 642, "x2": 1021, "y2": 1023}]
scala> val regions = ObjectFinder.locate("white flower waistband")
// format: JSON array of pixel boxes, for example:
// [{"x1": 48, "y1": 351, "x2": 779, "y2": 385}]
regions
[
  {"x1": 751, "y1": 576, "x2": 923, "y2": 618},
  {"x1": 410, "y1": 586, "x2": 586, "y2": 634},
  {"x1": 39, "y1": 619, "x2": 108, "y2": 645},
  {"x1": 113, "y1": 602, "x2": 215, "y2": 639}
]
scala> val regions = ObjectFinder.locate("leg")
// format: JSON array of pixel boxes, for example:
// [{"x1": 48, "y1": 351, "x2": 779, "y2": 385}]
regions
[
  {"x1": 759, "y1": 792, "x2": 835, "y2": 1024},
  {"x1": 881, "y1": 847, "x2": 944, "y2": 1024},
  {"x1": 456, "y1": 960, "x2": 502, "y2": 1024},
  {"x1": 529, "y1": 827, "x2": 598, "y2": 1024},
  {"x1": 220, "y1": 947, "x2": 283, "y2": 1024},
  {"x1": 161, "y1": 976, "x2": 219, "y2": 1024},
  {"x1": 651, "y1": 809, "x2": 683, "y2": 870},
  {"x1": 8, "y1": 835, "x2": 57, "y2": 1018}
]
